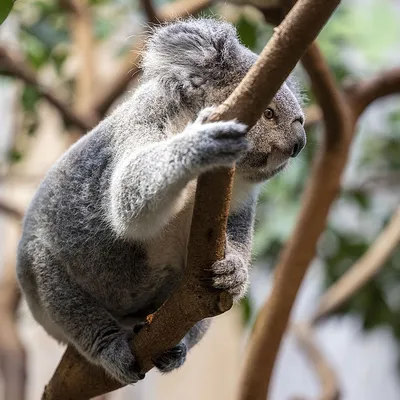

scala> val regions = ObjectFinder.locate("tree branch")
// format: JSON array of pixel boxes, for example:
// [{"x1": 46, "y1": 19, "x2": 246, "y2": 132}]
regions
[
  {"x1": 42, "y1": 1, "x2": 338, "y2": 399},
  {"x1": 312, "y1": 207, "x2": 400, "y2": 324},
  {"x1": 345, "y1": 67, "x2": 400, "y2": 119},
  {"x1": 140, "y1": 0, "x2": 160, "y2": 25},
  {"x1": 0, "y1": 200, "x2": 24, "y2": 220},
  {"x1": 67, "y1": 0, "x2": 97, "y2": 143},
  {"x1": 0, "y1": 46, "x2": 94, "y2": 132},
  {"x1": 301, "y1": 43, "x2": 351, "y2": 147},
  {"x1": 93, "y1": 0, "x2": 211, "y2": 117},
  {"x1": 292, "y1": 323, "x2": 340, "y2": 400}
]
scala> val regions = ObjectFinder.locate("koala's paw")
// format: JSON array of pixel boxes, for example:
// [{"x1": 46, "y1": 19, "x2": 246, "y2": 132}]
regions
[
  {"x1": 189, "y1": 107, "x2": 250, "y2": 169},
  {"x1": 153, "y1": 342, "x2": 187, "y2": 373},
  {"x1": 98, "y1": 332, "x2": 145, "y2": 385},
  {"x1": 206, "y1": 254, "x2": 249, "y2": 301}
]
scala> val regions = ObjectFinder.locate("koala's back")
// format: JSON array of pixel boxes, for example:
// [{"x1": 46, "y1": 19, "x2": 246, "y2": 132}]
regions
[{"x1": 17, "y1": 125, "x2": 183, "y2": 330}]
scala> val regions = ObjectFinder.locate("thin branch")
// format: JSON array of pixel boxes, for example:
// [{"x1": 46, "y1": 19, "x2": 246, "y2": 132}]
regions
[
  {"x1": 292, "y1": 323, "x2": 340, "y2": 400},
  {"x1": 42, "y1": 1, "x2": 338, "y2": 398},
  {"x1": 140, "y1": 0, "x2": 160, "y2": 25},
  {"x1": 0, "y1": 46, "x2": 94, "y2": 132},
  {"x1": 301, "y1": 43, "x2": 351, "y2": 147},
  {"x1": 312, "y1": 207, "x2": 400, "y2": 324},
  {"x1": 58, "y1": 0, "x2": 81, "y2": 15},
  {"x1": 0, "y1": 200, "x2": 24, "y2": 220},
  {"x1": 345, "y1": 67, "x2": 400, "y2": 119},
  {"x1": 94, "y1": 0, "x2": 211, "y2": 117},
  {"x1": 67, "y1": 0, "x2": 97, "y2": 143}
]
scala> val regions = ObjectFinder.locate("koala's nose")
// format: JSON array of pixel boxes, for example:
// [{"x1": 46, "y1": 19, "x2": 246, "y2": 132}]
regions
[{"x1": 290, "y1": 120, "x2": 306, "y2": 158}]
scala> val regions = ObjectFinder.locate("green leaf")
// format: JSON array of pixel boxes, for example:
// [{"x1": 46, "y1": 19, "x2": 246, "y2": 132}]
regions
[{"x1": 0, "y1": 0, "x2": 14, "y2": 25}]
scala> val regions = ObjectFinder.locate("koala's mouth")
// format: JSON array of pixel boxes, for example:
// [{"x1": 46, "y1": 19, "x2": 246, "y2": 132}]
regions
[{"x1": 238, "y1": 150, "x2": 289, "y2": 182}]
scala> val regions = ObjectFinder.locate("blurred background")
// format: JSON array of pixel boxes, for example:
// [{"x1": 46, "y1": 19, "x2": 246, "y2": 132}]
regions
[{"x1": 0, "y1": 0, "x2": 399, "y2": 399}]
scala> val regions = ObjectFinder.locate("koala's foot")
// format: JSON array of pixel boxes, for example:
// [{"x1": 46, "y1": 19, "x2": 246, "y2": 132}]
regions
[
  {"x1": 98, "y1": 332, "x2": 145, "y2": 384},
  {"x1": 153, "y1": 342, "x2": 187, "y2": 373},
  {"x1": 206, "y1": 254, "x2": 249, "y2": 301}
]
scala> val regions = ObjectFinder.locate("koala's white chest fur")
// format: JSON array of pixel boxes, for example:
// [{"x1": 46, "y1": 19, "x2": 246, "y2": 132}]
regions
[{"x1": 145, "y1": 175, "x2": 259, "y2": 273}]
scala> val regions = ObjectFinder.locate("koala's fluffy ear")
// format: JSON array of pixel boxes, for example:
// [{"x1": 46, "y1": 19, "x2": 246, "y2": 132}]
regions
[
  {"x1": 141, "y1": 18, "x2": 255, "y2": 91},
  {"x1": 286, "y1": 74, "x2": 308, "y2": 106}
]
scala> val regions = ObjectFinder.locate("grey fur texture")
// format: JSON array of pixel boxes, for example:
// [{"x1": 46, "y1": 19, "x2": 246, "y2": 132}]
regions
[{"x1": 17, "y1": 18, "x2": 305, "y2": 384}]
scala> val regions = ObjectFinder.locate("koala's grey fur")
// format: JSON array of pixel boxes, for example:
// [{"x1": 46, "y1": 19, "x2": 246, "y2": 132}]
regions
[{"x1": 17, "y1": 18, "x2": 305, "y2": 384}]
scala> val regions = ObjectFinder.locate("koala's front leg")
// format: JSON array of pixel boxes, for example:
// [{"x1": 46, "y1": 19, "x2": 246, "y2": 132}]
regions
[{"x1": 109, "y1": 107, "x2": 249, "y2": 240}]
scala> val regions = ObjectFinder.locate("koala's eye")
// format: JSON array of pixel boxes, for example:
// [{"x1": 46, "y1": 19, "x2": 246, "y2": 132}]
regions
[{"x1": 264, "y1": 108, "x2": 275, "y2": 119}]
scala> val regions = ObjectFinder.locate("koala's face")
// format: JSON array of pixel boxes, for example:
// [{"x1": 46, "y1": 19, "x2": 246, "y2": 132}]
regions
[{"x1": 236, "y1": 83, "x2": 306, "y2": 182}]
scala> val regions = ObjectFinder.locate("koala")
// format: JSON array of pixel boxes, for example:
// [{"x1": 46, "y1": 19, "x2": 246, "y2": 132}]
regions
[{"x1": 17, "y1": 18, "x2": 305, "y2": 384}]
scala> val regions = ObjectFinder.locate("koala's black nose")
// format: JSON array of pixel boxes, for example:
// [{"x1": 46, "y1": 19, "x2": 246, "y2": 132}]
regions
[{"x1": 290, "y1": 121, "x2": 306, "y2": 158}]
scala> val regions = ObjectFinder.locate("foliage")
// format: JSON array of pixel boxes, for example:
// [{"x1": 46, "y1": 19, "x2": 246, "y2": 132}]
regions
[{"x1": 0, "y1": 0, "x2": 14, "y2": 25}]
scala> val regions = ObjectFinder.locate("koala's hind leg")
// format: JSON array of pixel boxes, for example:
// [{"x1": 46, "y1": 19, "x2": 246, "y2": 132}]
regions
[{"x1": 35, "y1": 262, "x2": 144, "y2": 384}]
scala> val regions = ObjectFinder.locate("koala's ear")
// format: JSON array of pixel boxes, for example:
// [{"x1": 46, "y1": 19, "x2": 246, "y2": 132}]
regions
[{"x1": 286, "y1": 74, "x2": 308, "y2": 106}]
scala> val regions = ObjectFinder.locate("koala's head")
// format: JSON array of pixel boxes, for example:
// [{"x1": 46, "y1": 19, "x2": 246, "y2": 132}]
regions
[
  {"x1": 237, "y1": 78, "x2": 306, "y2": 182},
  {"x1": 142, "y1": 18, "x2": 306, "y2": 181}
]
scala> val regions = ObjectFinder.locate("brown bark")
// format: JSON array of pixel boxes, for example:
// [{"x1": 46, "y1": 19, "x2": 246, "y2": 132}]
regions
[
  {"x1": 0, "y1": 201, "x2": 24, "y2": 221},
  {"x1": 140, "y1": 0, "x2": 160, "y2": 25},
  {"x1": 345, "y1": 67, "x2": 400, "y2": 119},
  {"x1": 312, "y1": 207, "x2": 400, "y2": 324},
  {"x1": 293, "y1": 323, "x2": 340, "y2": 400},
  {"x1": 42, "y1": 0, "x2": 339, "y2": 398}
]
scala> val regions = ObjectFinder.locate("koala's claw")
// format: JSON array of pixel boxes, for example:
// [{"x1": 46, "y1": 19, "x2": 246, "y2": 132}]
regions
[
  {"x1": 196, "y1": 106, "x2": 217, "y2": 124},
  {"x1": 153, "y1": 342, "x2": 187, "y2": 373},
  {"x1": 205, "y1": 254, "x2": 249, "y2": 301},
  {"x1": 188, "y1": 108, "x2": 250, "y2": 169}
]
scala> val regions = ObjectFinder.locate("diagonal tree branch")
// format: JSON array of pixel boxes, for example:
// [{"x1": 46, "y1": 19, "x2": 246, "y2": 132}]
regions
[
  {"x1": 292, "y1": 323, "x2": 340, "y2": 400},
  {"x1": 140, "y1": 0, "x2": 160, "y2": 25},
  {"x1": 0, "y1": 200, "x2": 24, "y2": 221},
  {"x1": 312, "y1": 207, "x2": 400, "y2": 324},
  {"x1": 345, "y1": 67, "x2": 400, "y2": 119},
  {"x1": 42, "y1": 1, "x2": 339, "y2": 399},
  {"x1": 301, "y1": 43, "x2": 351, "y2": 146},
  {"x1": 0, "y1": 46, "x2": 94, "y2": 132}
]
